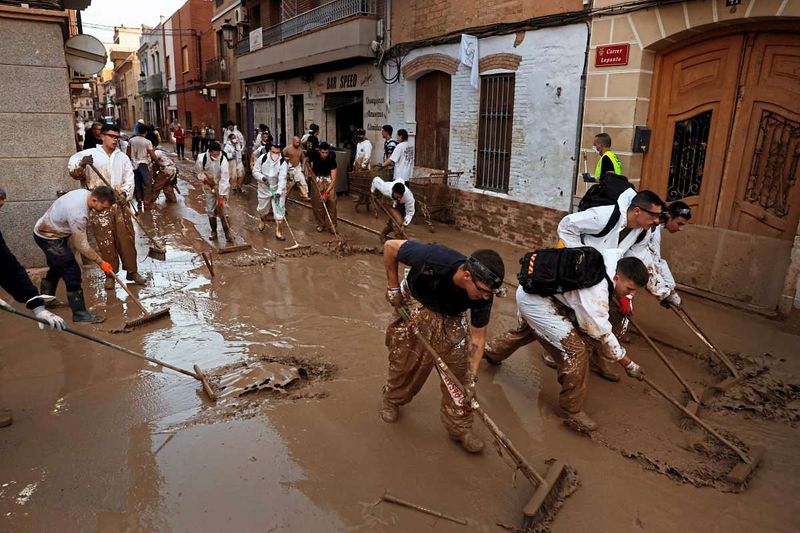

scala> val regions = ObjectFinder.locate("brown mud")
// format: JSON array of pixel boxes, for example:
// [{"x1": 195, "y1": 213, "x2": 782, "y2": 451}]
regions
[{"x1": 1, "y1": 155, "x2": 799, "y2": 532}]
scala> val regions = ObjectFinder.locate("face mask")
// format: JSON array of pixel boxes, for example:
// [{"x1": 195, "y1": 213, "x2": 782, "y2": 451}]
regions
[{"x1": 269, "y1": 153, "x2": 280, "y2": 161}]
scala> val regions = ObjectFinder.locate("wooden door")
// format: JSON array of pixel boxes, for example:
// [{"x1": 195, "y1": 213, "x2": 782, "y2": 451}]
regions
[
  {"x1": 645, "y1": 35, "x2": 744, "y2": 225},
  {"x1": 415, "y1": 71, "x2": 451, "y2": 169},
  {"x1": 717, "y1": 33, "x2": 800, "y2": 240}
]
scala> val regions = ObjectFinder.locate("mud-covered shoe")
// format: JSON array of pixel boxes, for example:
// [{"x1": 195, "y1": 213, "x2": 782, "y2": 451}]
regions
[
  {"x1": 316, "y1": 225, "x2": 324, "y2": 232},
  {"x1": 126, "y1": 272, "x2": 147, "y2": 285},
  {"x1": 258, "y1": 220, "x2": 266, "y2": 232},
  {"x1": 275, "y1": 225, "x2": 285, "y2": 241},
  {"x1": 210, "y1": 229, "x2": 219, "y2": 240},
  {"x1": 541, "y1": 351, "x2": 558, "y2": 370},
  {"x1": 590, "y1": 361, "x2": 620, "y2": 382},
  {"x1": 104, "y1": 277, "x2": 115, "y2": 291},
  {"x1": 379, "y1": 401, "x2": 399, "y2": 423},
  {"x1": 0, "y1": 408, "x2": 12, "y2": 428},
  {"x1": 563, "y1": 411, "x2": 598, "y2": 434},
  {"x1": 224, "y1": 230, "x2": 234, "y2": 243},
  {"x1": 451, "y1": 431, "x2": 485, "y2": 453},
  {"x1": 482, "y1": 352, "x2": 502, "y2": 366}
]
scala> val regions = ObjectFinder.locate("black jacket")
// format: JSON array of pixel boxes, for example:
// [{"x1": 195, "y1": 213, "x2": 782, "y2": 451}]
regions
[{"x1": 0, "y1": 229, "x2": 43, "y2": 309}]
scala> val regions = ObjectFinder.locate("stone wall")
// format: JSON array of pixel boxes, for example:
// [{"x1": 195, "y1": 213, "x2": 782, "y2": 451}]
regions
[{"x1": 0, "y1": 15, "x2": 75, "y2": 267}]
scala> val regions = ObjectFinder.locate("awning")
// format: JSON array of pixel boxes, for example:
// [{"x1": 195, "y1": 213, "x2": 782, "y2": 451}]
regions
[{"x1": 323, "y1": 93, "x2": 363, "y2": 111}]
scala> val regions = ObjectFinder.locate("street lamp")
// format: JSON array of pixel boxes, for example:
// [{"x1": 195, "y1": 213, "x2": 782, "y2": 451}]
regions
[
  {"x1": 139, "y1": 70, "x2": 146, "y2": 80},
  {"x1": 221, "y1": 19, "x2": 235, "y2": 49}
]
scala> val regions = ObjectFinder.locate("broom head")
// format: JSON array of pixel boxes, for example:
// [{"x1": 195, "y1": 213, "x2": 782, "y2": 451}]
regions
[
  {"x1": 522, "y1": 459, "x2": 580, "y2": 530},
  {"x1": 147, "y1": 245, "x2": 167, "y2": 261},
  {"x1": 123, "y1": 307, "x2": 170, "y2": 329}
]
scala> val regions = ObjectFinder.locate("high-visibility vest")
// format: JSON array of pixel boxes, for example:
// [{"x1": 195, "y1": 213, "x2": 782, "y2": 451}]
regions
[{"x1": 595, "y1": 150, "x2": 622, "y2": 178}]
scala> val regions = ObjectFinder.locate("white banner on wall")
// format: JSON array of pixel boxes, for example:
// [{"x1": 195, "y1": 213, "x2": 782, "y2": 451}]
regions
[
  {"x1": 249, "y1": 28, "x2": 263, "y2": 52},
  {"x1": 459, "y1": 34, "x2": 480, "y2": 89}
]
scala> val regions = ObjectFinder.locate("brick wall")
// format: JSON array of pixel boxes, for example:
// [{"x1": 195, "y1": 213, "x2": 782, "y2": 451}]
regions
[
  {"x1": 449, "y1": 189, "x2": 565, "y2": 249},
  {"x1": 392, "y1": 0, "x2": 582, "y2": 44}
]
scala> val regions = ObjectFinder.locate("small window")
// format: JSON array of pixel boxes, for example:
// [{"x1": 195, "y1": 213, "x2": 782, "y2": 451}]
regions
[
  {"x1": 667, "y1": 110, "x2": 712, "y2": 202},
  {"x1": 165, "y1": 56, "x2": 171, "y2": 80},
  {"x1": 181, "y1": 46, "x2": 189, "y2": 73},
  {"x1": 476, "y1": 73, "x2": 516, "y2": 193}
]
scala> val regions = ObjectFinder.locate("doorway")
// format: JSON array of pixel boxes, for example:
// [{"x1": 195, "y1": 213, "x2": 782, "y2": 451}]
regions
[
  {"x1": 415, "y1": 71, "x2": 451, "y2": 169},
  {"x1": 292, "y1": 94, "x2": 304, "y2": 138},
  {"x1": 323, "y1": 90, "x2": 363, "y2": 147}
]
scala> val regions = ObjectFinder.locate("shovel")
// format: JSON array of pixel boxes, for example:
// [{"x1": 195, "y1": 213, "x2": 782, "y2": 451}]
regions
[
  {"x1": 0, "y1": 301, "x2": 215, "y2": 401},
  {"x1": 87, "y1": 163, "x2": 167, "y2": 260}
]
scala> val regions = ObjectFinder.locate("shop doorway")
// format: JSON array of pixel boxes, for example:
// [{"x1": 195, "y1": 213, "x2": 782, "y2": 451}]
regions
[
  {"x1": 292, "y1": 94, "x2": 304, "y2": 138},
  {"x1": 323, "y1": 90, "x2": 363, "y2": 147}
]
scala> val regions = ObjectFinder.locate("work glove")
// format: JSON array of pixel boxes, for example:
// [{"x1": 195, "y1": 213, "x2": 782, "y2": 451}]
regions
[
  {"x1": 660, "y1": 292, "x2": 681, "y2": 309},
  {"x1": 322, "y1": 191, "x2": 329, "y2": 201},
  {"x1": 32, "y1": 306, "x2": 66, "y2": 331},
  {"x1": 624, "y1": 360, "x2": 643, "y2": 379},
  {"x1": 582, "y1": 172, "x2": 597, "y2": 183},
  {"x1": 218, "y1": 197, "x2": 225, "y2": 209},
  {"x1": 0, "y1": 296, "x2": 11, "y2": 311},
  {"x1": 100, "y1": 261, "x2": 114, "y2": 275},
  {"x1": 385, "y1": 287, "x2": 405, "y2": 308},
  {"x1": 619, "y1": 294, "x2": 633, "y2": 316}
]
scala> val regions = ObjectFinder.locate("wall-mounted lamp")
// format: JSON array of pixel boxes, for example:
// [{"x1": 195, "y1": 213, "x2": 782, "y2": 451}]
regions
[{"x1": 221, "y1": 20, "x2": 235, "y2": 49}]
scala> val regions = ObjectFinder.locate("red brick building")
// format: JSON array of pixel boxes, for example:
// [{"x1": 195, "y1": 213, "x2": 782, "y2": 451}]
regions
[{"x1": 171, "y1": 0, "x2": 218, "y2": 132}]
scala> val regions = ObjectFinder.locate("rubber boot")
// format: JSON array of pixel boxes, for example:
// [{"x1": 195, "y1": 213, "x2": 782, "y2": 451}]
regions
[
  {"x1": 104, "y1": 276, "x2": 115, "y2": 291},
  {"x1": 221, "y1": 217, "x2": 233, "y2": 243},
  {"x1": 40, "y1": 278, "x2": 65, "y2": 308},
  {"x1": 67, "y1": 289, "x2": 104, "y2": 323},
  {"x1": 275, "y1": 221, "x2": 285, "y2": 241},
  {"x1": 126, "y1": 272, "x2": 148, "y2": 285},
  {"x1": 209, "y1": 217, "x2": 218, "y2": 240},
  {"x1": 379, "y1": 399, "x2": 399, "y2": 423},
  {"x1": 563, "y1": 411, "x2": 598, "y2": 434},
  {"x1": 258, "y1": 218, "x2": 266, "y2": 232}
]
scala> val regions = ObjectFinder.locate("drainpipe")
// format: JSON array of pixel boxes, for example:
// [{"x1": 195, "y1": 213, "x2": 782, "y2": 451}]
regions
[
  {"x1": 385, "y1": 0, "x2": 392, "y2": 49},
  {"x1": 569, "y1": 19, "x2": 591, "y2": 213}
]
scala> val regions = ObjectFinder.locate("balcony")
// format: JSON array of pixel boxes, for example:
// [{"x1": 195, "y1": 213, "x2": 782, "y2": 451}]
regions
[
  {"x1": 205, "y1": 57, "x2": 231, "y2": 89},
  {"x1": 138, "y1": 74, "x2": 164, "y2": 96},
  {"x1": 137, "y1": 79, "x2": 146, "y2": 94},
  {"x1": 236, "y1": 0, "x2": 378, "y2": 79}
]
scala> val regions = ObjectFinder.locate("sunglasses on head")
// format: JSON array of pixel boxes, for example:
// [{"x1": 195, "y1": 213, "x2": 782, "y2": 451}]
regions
[{"x1": 638, "y1": 206, "x2": 663, "y2": 217}]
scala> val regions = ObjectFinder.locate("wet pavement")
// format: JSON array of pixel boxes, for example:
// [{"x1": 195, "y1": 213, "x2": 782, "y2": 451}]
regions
[{"x1": 1, "y1": 155, "x2": 799, "y2": 532}]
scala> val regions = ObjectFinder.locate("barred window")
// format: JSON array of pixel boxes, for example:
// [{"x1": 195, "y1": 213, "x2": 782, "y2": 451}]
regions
[{"x1": 476, "y1": 73, "x2": 515, "y2": 193}]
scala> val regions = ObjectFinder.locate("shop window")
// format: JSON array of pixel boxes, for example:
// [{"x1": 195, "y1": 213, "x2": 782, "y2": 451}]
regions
[{"x1": 476, "y1": 73, "x2": 515, "y2": 193}]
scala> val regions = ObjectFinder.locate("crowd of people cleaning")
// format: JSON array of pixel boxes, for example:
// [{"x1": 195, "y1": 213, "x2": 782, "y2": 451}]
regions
[{"x1": 1, "y1": 119, "x2": 690, "y2": 455}]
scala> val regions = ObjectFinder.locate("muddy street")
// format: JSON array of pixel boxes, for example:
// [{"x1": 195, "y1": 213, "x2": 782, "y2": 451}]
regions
[{"x1": 1, "y1": 158, "x2": 799, "y2": 532}]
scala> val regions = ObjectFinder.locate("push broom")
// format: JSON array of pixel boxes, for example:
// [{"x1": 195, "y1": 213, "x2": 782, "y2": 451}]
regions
[
  {"x1": 107, "y1": 270, "x2": 170, "y2": 329},
  {"x1": 0, "y1": 301, "x2": 215, "y2": 401},
  {"x1": 398, "y1": 306, "x2": 577, "y2": 528},
  {"x1": 87, "y1": 164, "x2": 167, "y2": 261}
]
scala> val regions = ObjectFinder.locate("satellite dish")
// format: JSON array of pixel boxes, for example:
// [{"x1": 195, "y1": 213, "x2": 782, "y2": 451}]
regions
[{"x1": 65, "y1": 34, "x2": 107, "y2": 77}]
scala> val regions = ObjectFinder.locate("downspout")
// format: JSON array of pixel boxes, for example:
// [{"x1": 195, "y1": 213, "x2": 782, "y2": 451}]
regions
[
  {"x1": 385, "y1": 0, "x2": 392, "y2": 49},
  {"x1": 569, "y1": 19, "x2": 591, "y2": 213}
]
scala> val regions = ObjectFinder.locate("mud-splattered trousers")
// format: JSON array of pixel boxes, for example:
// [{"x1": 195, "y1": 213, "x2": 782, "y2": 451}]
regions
[
  {"x1": 310, "y1": 176, "x2": 337, "y2": 229},
  {"x1": 89, "y1": 204, "x2": 138, "y2": 275},
  {"x1": 149, "y1": 166, "x2": 177, "y2": 204},
  {"x1": 512, "y1": 286, "x2": 623, "y2": 415},
  {"x1": 33, "y1": 234, "x2": 83, "y2": 291},
  {"x1": 382, "y1": 305, "x2": 474, "y2": 438},
  {"x1": 286, "y1": 164, "x2": 309, "y2": 200}
]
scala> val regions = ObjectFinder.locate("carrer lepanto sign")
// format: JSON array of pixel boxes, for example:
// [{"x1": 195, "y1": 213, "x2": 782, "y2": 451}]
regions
[{"x1": 595, "y1": 44, "x2": 630, "y2": 67}]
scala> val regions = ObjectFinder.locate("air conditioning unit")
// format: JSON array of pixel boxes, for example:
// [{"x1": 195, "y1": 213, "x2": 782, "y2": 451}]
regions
[{"x1": 234, "y1": 7, "x2": 249, "y2": 25}]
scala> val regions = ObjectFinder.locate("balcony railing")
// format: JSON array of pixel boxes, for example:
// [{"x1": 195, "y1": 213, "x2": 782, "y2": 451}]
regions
[
  {"x1": 205, "y1": 57, "x2": 230, "y2": 85},
  {"x1": 235, "y1": 0, "x2": 376, "y2": 55},
  {"x1": 137, "y1": 79, "x2": 146, "y2": 94},
  {"x1": 146, "y1": 73, "x2": 163, "y2": 93}
]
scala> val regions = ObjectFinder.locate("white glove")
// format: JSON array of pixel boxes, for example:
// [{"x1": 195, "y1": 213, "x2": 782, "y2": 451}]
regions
[
  {"x1": 385, "y1": 287, "x2": 405, "y2": 308},
  {"x1": 0, "y1": 296, "x2": 11, "y2": 310},
  {"x1": 32, "y1": 305, "x2": 66, "y2": 331},
  {"x1": 624, "y1": 360, "x2": 643, "y2": 379}
]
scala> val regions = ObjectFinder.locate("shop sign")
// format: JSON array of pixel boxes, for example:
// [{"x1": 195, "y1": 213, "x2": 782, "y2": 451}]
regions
[
  {"x1": 325, "y1": 73, "x2": 358, "y2": 90},
  {"x1": 248, "y1": 80, "x2": 275, "y2": 100},
  {"x1": 595, "y1": 44, "x2": 630, "y2": 67}
]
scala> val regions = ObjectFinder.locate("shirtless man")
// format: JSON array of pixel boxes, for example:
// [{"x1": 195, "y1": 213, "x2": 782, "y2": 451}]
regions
[{"x1": 282, "y1": 136, "x2": 310, "y2": 201}]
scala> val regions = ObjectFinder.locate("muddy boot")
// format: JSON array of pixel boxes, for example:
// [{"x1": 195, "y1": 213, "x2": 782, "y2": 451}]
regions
[
  {"x1": 209, "y1": 217, "x2": 218, "y2": 240},
  {"x1": 590, "y1": 360, "x2": 620, "y2": 382},
  {"x1": 379, "y1": 400, "x2": 399, "y2": 423},
  {"x1": 258, "y1": 219, "x2": 266, "y2": 232},
  {"x1": 541, "y1": 351, "x2": 558, "y2": 370},
  {"x1": 40, "y1": 278, "x2": 65, "y2": 308},
  {"x1": 104, "y1": 276, "x2": 115, "y2": 291},
  {"x1": 482, "y1": 352, "x2": 502, "y2": 366},
  {"x1": 450, "y1": 431, "x2": 485, "y2": 453},
  {"x1": 67, "y1": 289, "x2": 104, "y2": 323},
  {"x1": 563, "y1": 411, "x2": 598, "y2": 434},
  {"x1": 275, "y1": 221, "x2": 285, "y2": 241},
  {"x1": 221, "y1": 218, "x2": 234, "y2": 243},
  {"x1": 380, "y1": 221, "x2": 393, "y2": 242},
  {"x1": 0, "y1": 409, "x2": 11, "y2": 428},
  {"x1": 126, "y1": 272, "x2": 148, "y2": 286},
  {"x1": 316, "y1": 225, "x2": 324, "y2": 232}
]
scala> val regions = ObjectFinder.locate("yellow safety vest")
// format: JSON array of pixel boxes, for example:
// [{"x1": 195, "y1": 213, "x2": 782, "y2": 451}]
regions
[{"x1": 595, "y1": 150, "x2": 622, "y2": 178}]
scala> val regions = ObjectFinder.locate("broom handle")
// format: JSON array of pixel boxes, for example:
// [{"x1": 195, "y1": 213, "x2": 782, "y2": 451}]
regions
[
  {"x1": 629, "y1": 318, "x2": 701, "y2": 404},
  {"x1": 671, "y1": 305, "x2": 739, "y2": 377},
  {"x1": 287, "y1": 198, "x2": 382, "y2": 236},
  {"x1": 640, "y1": 375, "x2": 750, "y2": 463},
  {"x1": 0, "y1": 304, "x2": 199, "y2": 380},
  {"x1": 108, "y1": 270, "x2": 149, "y2": 315},
  {"x1": 399, "y1": 308, "x2": 547, "y2": 487},
  {"x1": 375, "y1": 196, "x2": 408, "y2": 239},
  {"x1": 86, "y1": 164, "x2": 162, "y2": 247},
  {"x1": 304, "y1": 160, "x2": 341, "y2": 240}
]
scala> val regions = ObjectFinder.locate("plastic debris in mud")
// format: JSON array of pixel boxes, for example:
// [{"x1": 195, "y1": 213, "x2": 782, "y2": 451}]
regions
[{"x1": 217, "y1": 362, "x2": 306, "y2": 398}]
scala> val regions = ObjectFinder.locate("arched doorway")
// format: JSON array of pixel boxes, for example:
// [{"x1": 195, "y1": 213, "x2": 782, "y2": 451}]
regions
[
  {"x1": 644, "y1": 29, "x2": 800, "y2": 311},
  {"x1": 414, "y1": 70, "x2": 451, "y2": 169}
]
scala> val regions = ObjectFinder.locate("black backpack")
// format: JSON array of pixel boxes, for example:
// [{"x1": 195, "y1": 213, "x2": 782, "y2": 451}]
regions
[
  {"x1": 577, "y1": 173, "x2": 635, "y2": 238},
  {"x1": 202, "y1": 151, "x2": 227, "y2": 169},
  {"x1": 518, "y1": 247, "x2": 610, "y2": 296}
]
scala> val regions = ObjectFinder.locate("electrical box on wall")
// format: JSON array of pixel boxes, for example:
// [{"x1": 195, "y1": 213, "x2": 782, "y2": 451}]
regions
[{"x1": 633, "y1": 126, "x2": 651, "y2": 153}]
